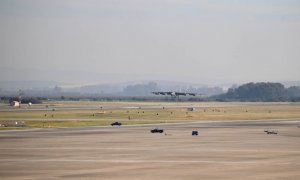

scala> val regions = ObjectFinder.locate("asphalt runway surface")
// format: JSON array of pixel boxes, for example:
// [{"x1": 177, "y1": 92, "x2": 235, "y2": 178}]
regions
[{"x1": 0, "y1": 119, "x2": 300, "y2": 179}]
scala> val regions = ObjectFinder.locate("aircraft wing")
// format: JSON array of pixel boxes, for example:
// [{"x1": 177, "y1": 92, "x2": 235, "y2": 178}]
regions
[
  {"x1": 187, "y1": 93, "x2": 196, "y2": 96},
  {"x1": 175, "y1": 92, "x2": 187, "y2": 96}
]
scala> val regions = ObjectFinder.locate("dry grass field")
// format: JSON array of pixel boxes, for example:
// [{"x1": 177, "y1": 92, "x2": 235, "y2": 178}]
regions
[{"x1": 1, "y1": 101, "x2": 300, "y2": 129}]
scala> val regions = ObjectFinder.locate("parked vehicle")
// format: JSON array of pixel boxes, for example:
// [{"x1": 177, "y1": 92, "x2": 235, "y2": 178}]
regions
[
  {"x1": 111, "y1": 122, "x2": 122, "y2": 126},
  {"x1": 151, "y1": 128, "x2": 164, "y2": 133},
  {"x1": 192, "y1": 131, "x2": 198, "y2": 136}
]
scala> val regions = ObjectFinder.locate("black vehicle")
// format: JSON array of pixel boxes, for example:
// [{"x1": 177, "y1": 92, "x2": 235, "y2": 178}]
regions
[
  {"x1": 111, "y1": 122, "x2": 122, "y2": 126},
  {"x1": 151, "y1": 128, "x2": 164, "y2": 133},
  {"x1": 267, "y1": 130, "x2": 278, "y2": 134},
  {"x1": 192, "y1": 131, "x2": 198, "y2": 136},
  {"x1": 264, "y1": 129, "x2": 278, "y2": 134}
]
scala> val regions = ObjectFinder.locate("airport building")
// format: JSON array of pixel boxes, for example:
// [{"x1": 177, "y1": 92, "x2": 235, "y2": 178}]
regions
[{"x1": 10, "y1": 101, "x2": 20, "y2": 107}]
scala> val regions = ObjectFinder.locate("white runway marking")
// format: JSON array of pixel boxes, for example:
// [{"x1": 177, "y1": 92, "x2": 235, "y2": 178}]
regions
[
  {"x1": 1, "y1": 147, "x2": 299, "y2": 153},
  {"x1": 0, "y1": 159, "x2": 297, "y2": 165},
  {"x1": 0, "y1": 159, "x2": 254, "y2": 164}
]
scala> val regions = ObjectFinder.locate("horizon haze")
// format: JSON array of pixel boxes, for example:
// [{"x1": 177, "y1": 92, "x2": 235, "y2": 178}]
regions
[{"x1": 1, "y1": 0, "x2": 300, "y2": 85}]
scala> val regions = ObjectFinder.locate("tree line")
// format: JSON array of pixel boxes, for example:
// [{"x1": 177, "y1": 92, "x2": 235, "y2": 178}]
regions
[
  {"x1": 2, "y1": 82, "x2": 300, "y2": 103},
  {"x1": 216, "y1": 82, "x2": 300, "y2": 102}
]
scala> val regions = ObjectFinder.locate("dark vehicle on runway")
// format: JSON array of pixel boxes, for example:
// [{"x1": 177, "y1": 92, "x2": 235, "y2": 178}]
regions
[
  {"x1": 151, "y1": 128, "x2": 164, "y2": 133},
  {"x1": 192, "y1": 131, "x2": 198, "y2": 136},
  {"x1": 267, "y1": 130, "x2": 278, "y2": 134},
  {"x1": 111, "y1": 122, "x2": 122, "y2": 126},
  {"x1": 264, "y1": 129, "x2": 278, "y2": 134}
]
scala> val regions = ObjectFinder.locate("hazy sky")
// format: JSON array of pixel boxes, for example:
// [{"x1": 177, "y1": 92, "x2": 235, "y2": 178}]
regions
[{"x1": 1, "y1": 0, "x2": 300, "y2": 84}]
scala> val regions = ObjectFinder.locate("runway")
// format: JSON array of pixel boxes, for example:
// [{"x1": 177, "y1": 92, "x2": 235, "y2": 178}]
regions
[{"x1": 0, "y1": 119, "x2": 299, "y2": 179}]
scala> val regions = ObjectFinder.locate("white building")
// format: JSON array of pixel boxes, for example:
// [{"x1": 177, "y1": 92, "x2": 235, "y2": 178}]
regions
[{"x1": 10, "y1": 101, "x2": 20, "y2": 107}]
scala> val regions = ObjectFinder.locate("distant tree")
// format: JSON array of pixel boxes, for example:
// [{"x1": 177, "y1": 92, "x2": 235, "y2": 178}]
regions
[
  {"x1": 287, "y1": 86, "x2": 300, "y2": 98},
  {"x1": 9, "y1": 97, "x2": 19, "y2": 103},
  {"x1": 21, "y1": 98, "x2": 42, "y2": 104},
  {"x1": 217, "y1": 82, "x2": 288, "y2": 101}
]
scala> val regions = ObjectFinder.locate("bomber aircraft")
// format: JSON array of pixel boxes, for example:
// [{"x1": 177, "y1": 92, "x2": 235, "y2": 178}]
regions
[{"x1": 152, "y1": 91, "x2": 197, "y2": 97}]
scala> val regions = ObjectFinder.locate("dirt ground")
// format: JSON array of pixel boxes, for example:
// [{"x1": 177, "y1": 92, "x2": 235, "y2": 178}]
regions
[{"x1": 0, "y1": 119, "x2": 299, "y2": 180}]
